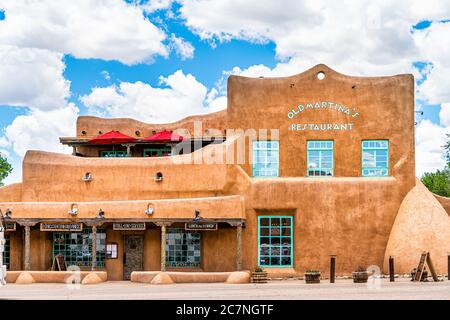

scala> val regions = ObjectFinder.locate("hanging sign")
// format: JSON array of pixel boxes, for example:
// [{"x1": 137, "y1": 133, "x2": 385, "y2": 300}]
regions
[
  {"x1": 185, "y1": 222, "x2": 218, "y2": 231},
  {"x1": 113, "y1": 223, "x2": 146, "y2": 231},
  {"x1": 4, "y1": 222, "x2": 16, "y2": 231},
  {"x1": 40, "y1": 222, "x2": 83, "y2": 232}
]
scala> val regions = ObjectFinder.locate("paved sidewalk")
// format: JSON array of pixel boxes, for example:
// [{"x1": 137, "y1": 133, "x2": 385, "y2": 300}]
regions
[{"x1": 1, "y1": 278, "x2": 449, "y2": 300}]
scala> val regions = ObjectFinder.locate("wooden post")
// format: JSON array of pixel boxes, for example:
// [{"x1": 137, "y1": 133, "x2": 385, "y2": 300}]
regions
[
  {"x1": 389, "y1": 256, "x2": 395, "y2": 282},
  {"x1": 126, "y1": 144, "x2": 131, "y2": 157},
  {"x1": 24, "y1": 225, "x2": 31, "y2": 271},
  {"x1": 91, "y1": 226, "x2": 97, "y2": 271},
  {"x1": 330, "y1": 255, "x2": 336, "y2": 283},
  {"x1": 236, "y1": 223, "x2": 242, "y2": 271},
  {"x1": 160, "y1": 224, "x2": 166, "y2": 272}
]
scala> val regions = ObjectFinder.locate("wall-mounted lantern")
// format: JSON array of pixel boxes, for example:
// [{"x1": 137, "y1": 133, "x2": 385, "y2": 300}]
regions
[
  {"x1": 68, "y1": 204, "x2": 78, "y2": 216},
  {"x1": 97, "y1": 208, "x2": 105, "y2": 219},
  {"x1": 144, "y1": 203, "x2": 154, "y2": 215},
  {"x1": 193, "y1": 210, "x2": 202, "y2": 222},
  {"x1": 83, "y1": 172, "x2": 92, "y2": 182}
]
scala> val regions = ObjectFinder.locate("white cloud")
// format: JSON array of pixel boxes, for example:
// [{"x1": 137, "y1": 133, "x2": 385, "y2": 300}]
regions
[
  {"x1": 179, "y1": 0, "x2": 446, "y2": 76},
  {"x1": 4, "y1": 104, "x2": 79, "y2": 157},
  {"x1": 81, "y1": 70, "x2": 226, "y2": 123},
  {"x1": 169, "y1": 34, "x2": 195, "y2": 60},
  {"x1": 0, "y1": 0, "x2": 168, "y2": 65},
  {"x1": 415, "y1": 120, "x2": 450, "y2": 177},
  {"x1": 0, "y1": 45, "x2": 69, "y2": 110},
  {"x1": 439, "y1": 103, "x2": 450, "y2": 127},
  {"x1": 136, "y1": 0, "x2": 174, "y2": 13}
]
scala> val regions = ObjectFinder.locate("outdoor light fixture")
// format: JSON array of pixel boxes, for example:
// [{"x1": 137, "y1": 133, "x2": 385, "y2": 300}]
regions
[
  {"x1": 97, "y1": 208, "x2": 105, "y2": 219},
  {"x1": 68, "y1": 204, "x2": 78, "y2": 216},
  {"x1": 193, "y1": 210, "x2": 202, "y2": 222},
  {"x1": 144, "y1": 203, "x2": 154, "y2": 215},
  {"x1": 83, "y1": 172, "x2": 92, "y2": 182},
  {"x1": 4, "y1": 209, "x2": 12, "y2": 219}
]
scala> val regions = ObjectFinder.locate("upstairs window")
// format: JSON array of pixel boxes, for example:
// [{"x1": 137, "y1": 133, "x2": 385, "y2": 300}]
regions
[
  {"x1": 307, "y1": 140, "x2": 334, "y2": 176},
  {"x1": 362, "y1": 140, "x2": 389, "y2": 176},
  {"x1": 252, "y1": 141, "x2": 279, "y2": 177},
  {"x1": 100, "y1": 150, "x2": 127, "y2": 158},
  {"x1": 143, "y1": 147, "x2": 172, "y2": 157}
]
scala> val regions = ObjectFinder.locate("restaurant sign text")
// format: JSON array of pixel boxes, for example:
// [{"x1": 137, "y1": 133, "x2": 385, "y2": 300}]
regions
[
  {"x1": 185, "y1": 222, "x2": 218, "y2": 231},
  {"x1": 287, "y1": 101, "x2": 360, "y2": 131},
  {"x1": 40, "y1": 222, "x2": 83, "y2": 232},
  {"x1": 113, "y1": 223, "x2": 146, "y2": 231}
]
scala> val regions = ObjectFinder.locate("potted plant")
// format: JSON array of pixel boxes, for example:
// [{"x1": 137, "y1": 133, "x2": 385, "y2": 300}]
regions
[
  {"x1": 305, "y1": 270, "x2": 321, "y2": 284},
  {"x1": 352, "y1": 266, "x2": 368, "y2": 283},
  {"x1": 251, "y1": 266, "x2": 268, "y2": 283}
]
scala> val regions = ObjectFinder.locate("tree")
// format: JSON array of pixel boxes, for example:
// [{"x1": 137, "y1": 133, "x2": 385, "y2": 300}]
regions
[
  {"x1": 421, "y1": 134, "x2": 450, "y2": 197},
  {"x1": 0, "y1": 154, "x2": 12, "y2": 187},
  {"x1": 421, "y1": 168, "x2": 450, "y2": 197},
  {"x1": 444, "y1": 133, "x2": 450, "y2": 164}
]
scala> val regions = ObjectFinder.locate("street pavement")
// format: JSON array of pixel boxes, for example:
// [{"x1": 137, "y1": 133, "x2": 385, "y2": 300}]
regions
[{"x1": 0, "y1": 278, "x2": 449, "y2": 300}]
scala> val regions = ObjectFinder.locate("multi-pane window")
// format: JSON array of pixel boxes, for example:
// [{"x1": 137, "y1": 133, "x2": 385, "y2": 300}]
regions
[
  {"x1": 362, "y1": 140, "x2": 389, "y2": 176},
  {"x1": 52, "y1": 228, "x2": 106, "y2": 268},
  {"x1": 2, "y1": 234, "x2": 10, "y2": 269},
  {"x1": 258, "y1": 216, "x2": 293, "y2": 267},
  {"x1": 307, "y1": 140, "x2": 334, "y2": 176},
  {"x1": 143, "y1": 147, "x2": 171, "y2": 157},
  {"x1": 166, "y1": 229, "x2": 201, "y2": 268},
  {"x1": 252, "y1": 141, "x2": 279, "y2": 177},
  {"x1": 100, "y1": 150, "x2": 127, "y2": 157}
]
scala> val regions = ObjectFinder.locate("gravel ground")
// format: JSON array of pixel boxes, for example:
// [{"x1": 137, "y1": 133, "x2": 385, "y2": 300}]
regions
[{"x1": 0, "y1": 278, "x2": 449, "y2": 300}]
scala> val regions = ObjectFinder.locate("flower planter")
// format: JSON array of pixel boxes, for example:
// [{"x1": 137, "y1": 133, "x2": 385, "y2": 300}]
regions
[
  {"x1": 304, "y1": 272, "x2": 321, "y2": 284},
  {"x1": 352, "y1": 271, "x2": 368, "y2": 283},
  {"x1": 251, "y1": 272, "x2": 268, "y2": 283}
]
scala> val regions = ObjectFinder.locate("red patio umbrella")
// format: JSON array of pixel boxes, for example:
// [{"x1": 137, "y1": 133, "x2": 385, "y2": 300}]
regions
[
  {"x1": 88, "y1": 130, "x2": 137, "y2": 144},
  {"x1": 142, "y1": 130, "x2": 184, "y2": 142}
]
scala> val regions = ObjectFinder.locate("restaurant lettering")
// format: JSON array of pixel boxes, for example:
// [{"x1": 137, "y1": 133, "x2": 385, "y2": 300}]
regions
[
  {"x1": 40, "y1": 222, "x2": 83, "y2": 232},
  {"x1": 287, "y1": 101, "x2": 360, "y2": 131}
]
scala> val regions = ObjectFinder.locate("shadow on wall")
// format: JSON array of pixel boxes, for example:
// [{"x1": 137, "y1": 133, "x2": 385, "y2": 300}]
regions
[{"x1": 384, "y1": 179, "x2": 450, "y2": 274}]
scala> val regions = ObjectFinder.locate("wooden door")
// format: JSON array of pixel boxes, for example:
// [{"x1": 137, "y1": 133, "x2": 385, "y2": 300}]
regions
[{"x1": 123, "y1": 235, "x2": 144, "y2": 280}]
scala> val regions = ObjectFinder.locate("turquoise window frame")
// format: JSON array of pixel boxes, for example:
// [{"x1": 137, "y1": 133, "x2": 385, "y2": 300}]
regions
[
  {"x1": 143, "y1": 147, "x2": 172, "y2": 157},
  {"x1": 252, "y1": 141, "x2": 279, "y2": 177},
  {"x1": 307, "y1": 140, "x2": 334, "y2": 177},
  {"x1": 257, "y1": 216, "x2": 293, "y2": 268},
  {"x1": 52, "y1": 227, "x2": 106, "y2": 268},
  {"x1": 2, "y1": 234, "x2": 10, "y2": 269},
  {"x1": 100, "y1": 150, "x2": 128, "y2": 158},
  {"x1": 165, "y1": 228, "x2": 201, "y2": 268},
  {"x1": 362, "y1": 140, "x2": 389, "y2": 177}
]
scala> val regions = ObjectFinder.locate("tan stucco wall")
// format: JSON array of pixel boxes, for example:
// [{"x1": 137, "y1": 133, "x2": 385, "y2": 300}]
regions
[
  {"x1": 74, "y1": 110, "x2": 227, "y2": 139},
  {"x1": 434, "y1": 193, "x2": 450, "y2": 216},
  {"x1": 0, "y1": 183, "x2": 22, "y2": 202},
  {"x1": 384, "y1": 180, "x2": 450, "y2": 274}
]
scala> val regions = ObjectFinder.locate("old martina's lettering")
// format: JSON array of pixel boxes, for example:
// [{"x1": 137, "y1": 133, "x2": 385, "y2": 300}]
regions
[{"x1": 287, "y1": 101, "x2": 360, "y2": 119}]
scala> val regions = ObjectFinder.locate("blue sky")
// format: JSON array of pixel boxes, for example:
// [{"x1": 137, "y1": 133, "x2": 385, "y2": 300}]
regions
[{"x1": 0, "y1": 1, "x2": 449, "y2": 184}]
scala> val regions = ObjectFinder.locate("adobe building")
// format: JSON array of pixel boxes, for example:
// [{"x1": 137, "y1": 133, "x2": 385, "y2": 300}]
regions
[{"x1": 1, "y1": 64, "x2": 449, "y2": 281}]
